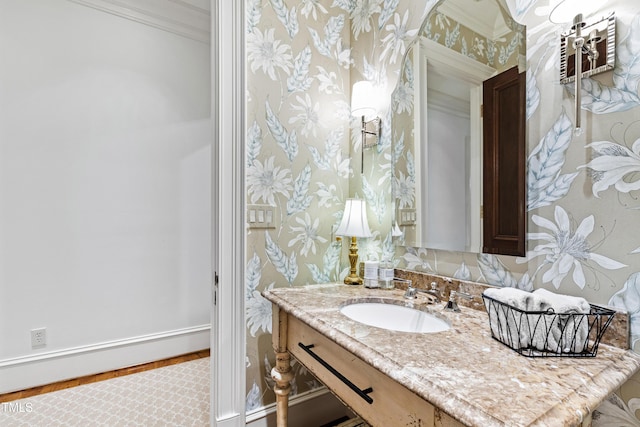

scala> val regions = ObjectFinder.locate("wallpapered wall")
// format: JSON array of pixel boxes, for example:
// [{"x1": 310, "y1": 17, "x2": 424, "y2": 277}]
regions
[{"x1": 245, "y1": 0, "x2": 640, "y2": 422}]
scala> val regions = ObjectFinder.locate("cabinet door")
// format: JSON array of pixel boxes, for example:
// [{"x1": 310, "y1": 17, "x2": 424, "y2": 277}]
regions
[{"x1": 482, "y1": 66, "x2": 526, "y2": 257}]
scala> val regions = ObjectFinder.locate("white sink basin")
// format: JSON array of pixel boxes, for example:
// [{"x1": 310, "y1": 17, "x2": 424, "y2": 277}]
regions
[{"x1": 340, "y1": 302, "x2": 450, "y2": 333}]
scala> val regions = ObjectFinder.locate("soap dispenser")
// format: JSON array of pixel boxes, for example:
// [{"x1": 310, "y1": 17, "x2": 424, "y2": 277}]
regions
[
  {"x1": 378, "y1": 258, "x2": 394, "y2": 289},
  {"x1": 363, "y1": 260, "x2": 379, "y2": 288}
]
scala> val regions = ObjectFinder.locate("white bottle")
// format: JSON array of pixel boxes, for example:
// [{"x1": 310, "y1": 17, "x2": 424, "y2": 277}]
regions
[
  {"x1": 378, "y1": 259, "x2": 394, "y2": 289},
  {"x1": 363, "y1": 260, "x2": 379, "y2": 288}
]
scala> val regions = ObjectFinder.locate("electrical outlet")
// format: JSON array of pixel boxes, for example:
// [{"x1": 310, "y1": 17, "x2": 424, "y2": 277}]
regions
[{"x1": 31, "y1": 328, "x2": 46, "y2": 348}]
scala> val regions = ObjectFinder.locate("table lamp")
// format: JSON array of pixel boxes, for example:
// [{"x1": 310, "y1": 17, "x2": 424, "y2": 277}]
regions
[{"x1": 336, "y1": 199, "x2": 372, "y2": 285}]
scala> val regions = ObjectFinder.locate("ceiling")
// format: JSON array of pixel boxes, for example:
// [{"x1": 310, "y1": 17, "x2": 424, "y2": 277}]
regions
[{"x1": 437, "y1": 0, "x2": 511, "y2": 40}]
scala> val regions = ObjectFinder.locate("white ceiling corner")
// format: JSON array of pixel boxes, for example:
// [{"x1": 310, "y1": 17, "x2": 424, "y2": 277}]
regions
[
  {"x1": 67, "y1": 0, "x2": 211, "y2": 44},
  {"x1": 438, "y1": 0, "x2": 511, "y2": 41}
]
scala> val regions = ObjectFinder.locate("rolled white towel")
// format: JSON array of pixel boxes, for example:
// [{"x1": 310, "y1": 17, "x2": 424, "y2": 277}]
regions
[
  {"x1": 529, "y1": 313, "x2": 559, "y2": 352},
  {"x1": 483, "y1": 287, "x2": 549, "y2": 311},
  {"x1": 483, "y1": 287, "x2": 551, "y2": 349},
  {"x1": 533, "y1": 289, "x2": 591, "y2": 353},
  {"x1": 533, "y1": 289, "x2": 591, "y2": 314}
]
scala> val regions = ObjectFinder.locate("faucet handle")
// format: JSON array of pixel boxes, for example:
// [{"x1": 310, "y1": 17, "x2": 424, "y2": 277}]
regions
[
  {"x1": 397, "y1": 278, "x2": 415, "y2": 299},
  {"x1": 443, "y1": 290, "x2": 473, "y2": 312},
  {"x1": 403, "y1": 285, "x2": 417, "y2": 299}
]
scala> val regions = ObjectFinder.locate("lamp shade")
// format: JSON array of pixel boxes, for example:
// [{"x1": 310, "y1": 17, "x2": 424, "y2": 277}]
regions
[
  {"x1": 351, "y1": 81, "x2": 377, "y2": 120},
  {"x1": 336, "y1": 199, "x2": 372, "y2": 238},
  {"x1": 391, "y1": 221, "x2": 403, "y2": 237}
]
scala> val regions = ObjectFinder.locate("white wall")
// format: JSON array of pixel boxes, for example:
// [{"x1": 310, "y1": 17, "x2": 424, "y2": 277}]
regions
[
  {"x1": 423, "y1": 107, "x2": 470, "y2": 251},
  {"x1": 0, "y1": 0, "x2": 211, "y2": 393}
]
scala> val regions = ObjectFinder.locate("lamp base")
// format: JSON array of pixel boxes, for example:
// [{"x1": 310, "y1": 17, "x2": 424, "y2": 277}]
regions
[
  {"x1": 343, "y1": 236, "x2": 363, "y2": 286},
  {"x1": 344, "y1": 273, "x2": 363, "y2": 286}
]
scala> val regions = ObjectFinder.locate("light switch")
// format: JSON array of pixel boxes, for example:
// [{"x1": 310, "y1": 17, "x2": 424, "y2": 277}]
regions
[
  {"x1": 398, "y1": 208, "x2": 417, "y2": 226},
  {"x1": 247, "y1": 204, "x2": 277, "y2": 229}
]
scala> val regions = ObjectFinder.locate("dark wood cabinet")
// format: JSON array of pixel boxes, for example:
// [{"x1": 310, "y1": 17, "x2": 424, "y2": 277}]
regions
[{"x1": 482, "y1": 66, "x2": 526, "y2": 257}]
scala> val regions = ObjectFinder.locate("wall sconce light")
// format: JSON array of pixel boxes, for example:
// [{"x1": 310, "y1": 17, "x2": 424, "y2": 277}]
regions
[
  {"x1": 550, "y1": 0, "x2": 615, "y2": 136},
  {"x1": 336, "y1": 198, "x2": 372, "y2": 285},
  {"x1": 351, "y1": 81, "x2": 382, "y2": 173}
]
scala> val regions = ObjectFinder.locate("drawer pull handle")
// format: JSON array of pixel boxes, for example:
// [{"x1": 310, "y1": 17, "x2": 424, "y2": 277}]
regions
[{"x1": 298, "y1": 342, "x2": 373, "y2": 404}]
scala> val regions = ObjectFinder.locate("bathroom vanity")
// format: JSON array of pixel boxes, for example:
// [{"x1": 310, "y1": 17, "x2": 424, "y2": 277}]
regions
[{"x1": 264, "y1": 283, "x2": 640, "y2": 427}]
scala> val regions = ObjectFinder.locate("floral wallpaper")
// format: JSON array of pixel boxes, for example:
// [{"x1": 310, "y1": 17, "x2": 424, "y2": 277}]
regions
[
  {"x1": 423, "y1": 6, "x2": 524, "y2": 70},
  {"x1": 245, "y1": 0, "x2": 640, "y2": 422},
  {"x1": 245, "y1": 0, "x2": 353, "y2": 409}
]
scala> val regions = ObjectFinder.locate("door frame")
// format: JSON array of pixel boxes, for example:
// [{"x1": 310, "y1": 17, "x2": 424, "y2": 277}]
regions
[
  {"x1": 211, "y1": 1, "x2": 246, "y2": 426},
  {"x1": 414, "y1": 37, "x2": 495, "y2": 252}
]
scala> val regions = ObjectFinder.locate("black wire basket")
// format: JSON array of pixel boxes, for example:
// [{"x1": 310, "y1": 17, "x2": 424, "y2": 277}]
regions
[{"x1": 482, "y1": 294, "x2": 616, "y2": 357}]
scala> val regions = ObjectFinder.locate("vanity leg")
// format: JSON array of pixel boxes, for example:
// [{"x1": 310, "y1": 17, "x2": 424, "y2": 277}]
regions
[
  {"x1": 271, "y1": 351, "x2": 294, "y2": 427},
  {"x1": 271, "y1": 304, "x2": 294, "y2": 427}
]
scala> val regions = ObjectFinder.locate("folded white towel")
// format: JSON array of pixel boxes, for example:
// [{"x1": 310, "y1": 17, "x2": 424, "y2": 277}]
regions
[
  {"x1": 483, "y1": 287, "x2": 551, "y2": 349},
  {"x1": 533, "y1": 289, "x2": 591, "y2": 314},
  {"x1": 484, "y1": 288, "x2": 593, "y2": 353},
  {"x1": 483, "y1": 287, "x2": 549, "y2": 311},
  {"x1": 527, "y1": 311, "x2": 560, "y2": 352},
  {"x1": 533, "y1": 289, "x2": 591, "y2": 353}
]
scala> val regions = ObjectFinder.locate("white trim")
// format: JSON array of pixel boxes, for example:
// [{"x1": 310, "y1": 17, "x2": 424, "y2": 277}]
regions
[
  {"x1": 245, "y1": 388, "x2": 328, "y2": 422},
  {"x1": 0, "y1": 325, "x2": 210, "y2": 394},
  {"x1": 414, "y1": 37, "x2": 493, "y2": 253},
  {"x1": 246, "y1": 388, "x2": 350, "y2": 427},
  {"x1": 427, "y1": 88, "x2": 471, "y2": 118},
  {"x1": 211, "y1": 0, "x2": 245, "y2": 426},
  {"x1": 420, "y1": 38, "x2": 496, "y2": 84},
  {"x1": 168, "y1": 0, "x2": 209, "y2": 14},
  {"x1": 0, "y1": 325, "x2": 210, "y2": 368},
  {"x1": 66, "y1": 0, "x2": 210, "y2": 43},
  {"x1": 438, "y1": 0, "x2": 511, "y2": 40}
]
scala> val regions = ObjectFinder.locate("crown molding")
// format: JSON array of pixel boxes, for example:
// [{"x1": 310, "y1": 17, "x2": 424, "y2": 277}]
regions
[
  {"x1": 427, "y1": 87, "x2": 471, "y2": 118},
  {"x1": 438, "y1": 0, "x2": 511, "y2": 40},
  {"x1": 420, "y1": 37, "x2": 496, "y2": 85},
  {"x1": 67, "y1": 0, "x2": 210, "y2": 43}
]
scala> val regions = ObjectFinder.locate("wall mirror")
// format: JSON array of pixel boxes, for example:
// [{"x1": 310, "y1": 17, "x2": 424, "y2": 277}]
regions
[{"x1": 391, "y1": 0, "x2": 526, "y2": 256}]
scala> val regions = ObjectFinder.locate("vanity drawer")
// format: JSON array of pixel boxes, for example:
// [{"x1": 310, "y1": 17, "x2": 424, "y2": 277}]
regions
[{"x1": 287, "y1": 316, "x2": 437, "y2": 427}]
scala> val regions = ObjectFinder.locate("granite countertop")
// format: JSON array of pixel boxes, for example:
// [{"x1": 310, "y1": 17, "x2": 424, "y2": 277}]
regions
[{"x1": 263, "y1": 283, "x2": 640, "y2": 427}]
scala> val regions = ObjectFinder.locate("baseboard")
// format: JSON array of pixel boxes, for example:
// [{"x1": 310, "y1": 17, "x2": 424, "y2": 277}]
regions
[
  {"x1": 0, "y1": 324, "x2": 210, "y2": 394},
  {"x1": 246, "y1": 388, "x2": 351, "y2": 427}
]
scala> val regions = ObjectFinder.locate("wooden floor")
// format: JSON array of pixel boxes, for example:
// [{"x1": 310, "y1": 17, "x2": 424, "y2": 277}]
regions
[{"x1": 0, "y1": 349, "x2": 210, "y2": 403}]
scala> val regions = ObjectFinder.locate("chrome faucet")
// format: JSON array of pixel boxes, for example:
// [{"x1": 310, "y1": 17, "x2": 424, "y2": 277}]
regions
[
  {"x1": 424, "y1": 282, "x2": 442, "y2": 301},
  {"x1": 393, "y1": 278, "x2": 412, "y2": 294},
  {"x1": 403, "y1": 281, "x2": 442, "y2": 302},
  {"x1": 444, "y1": 290, "x2": 473, "y2": 312}
]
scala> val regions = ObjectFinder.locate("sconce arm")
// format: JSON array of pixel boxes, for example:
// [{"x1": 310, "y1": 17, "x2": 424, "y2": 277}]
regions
[
  {"x1": 359, "y1": 115, "x2": 382, "y2": 173},
  {"x1": 572, "y1": 14, "x2": 585, "y2": 136}
]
